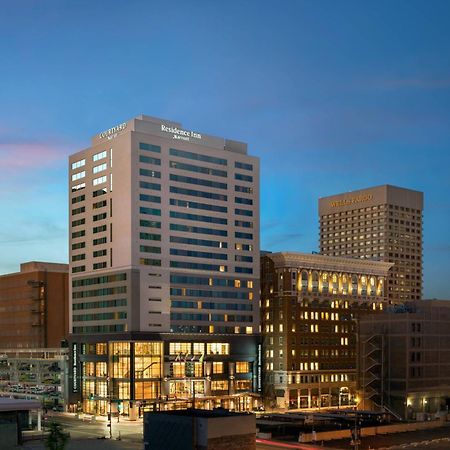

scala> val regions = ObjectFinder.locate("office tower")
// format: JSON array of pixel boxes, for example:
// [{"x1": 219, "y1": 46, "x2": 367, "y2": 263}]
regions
[
  {"x1": 0, "y1": 262, "x2": 69, "y2": 348},
  {"x1": 319, "y1": 185, "x2": 423, "y2": 303},
  {"x1": 68, "y1": 115, "x2": 261, "y2": 414},
  {"x1": 261, "y1": 252, "x2": 391, "y2": 410}
]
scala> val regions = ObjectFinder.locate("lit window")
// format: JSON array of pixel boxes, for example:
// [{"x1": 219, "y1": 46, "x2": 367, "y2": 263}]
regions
[{"x1": 213, "y1": 362, "x2": 223, "y2": 374}]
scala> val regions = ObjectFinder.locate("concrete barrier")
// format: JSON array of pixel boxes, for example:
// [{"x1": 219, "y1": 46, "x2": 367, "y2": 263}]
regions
[{"x1": 299, "y1": 417, "x2": 446, "y2": 443}]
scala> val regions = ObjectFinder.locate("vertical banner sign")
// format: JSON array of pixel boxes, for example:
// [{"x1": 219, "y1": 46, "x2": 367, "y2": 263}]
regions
[
  {"x1": 72, "y1": 343, "x2": 79, "y2": 393},
  {"x1": 257, "y1": 343, "x2": 262, "y2": 393}
]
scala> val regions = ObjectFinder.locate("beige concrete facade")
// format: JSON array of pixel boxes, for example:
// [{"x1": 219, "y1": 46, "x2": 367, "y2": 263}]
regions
[
  {"x1": 68, "y1": 115, "x2": 260, "y2": 335},
  {"x1": 261, "y1": 252, "x2": 391, "y2": 410},
  {"x1": 319, "y1": 185, "x2": 423, "y2": 303}
]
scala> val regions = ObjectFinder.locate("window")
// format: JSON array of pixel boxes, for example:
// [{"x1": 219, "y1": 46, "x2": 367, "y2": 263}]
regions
[
  {"x1": 72, "y1": 159, "x2": 86, "y2": 170},
  {"x1": 140, "y1": 194, "x2": 161, "y2": 203},
  {"x1": 140, "y1": 258, "x2": 161, "y2": 266},
  {"x1": 235, "y1": 232, "x2": 253, "y2": 239},
  {"x1": 140, "y1": 181, "x2": 161, "y2": 191},
  {"x1": 71, "y1": 206, "x2": 85, "y2": 216},
  {"x1": 170, "y1": 160, "x2": 227, "y2": 177},
  {"x1": 170, "y1": 148, "x2": 226, "y2": 165},
  {"x1": 72, "y1": 171, "x2": 85, "y2": 181},
  {"x1": 93, "y1": 176, "x2": 107, "y2": 186},
  {"x1": 139, "y1": 155, "x2": 161, "y2": 165},
  {"x1": 235, "y1": 185, "x2": 253, "y2": 194},
  {"x1": 206, "y1": 343, "x2": 230, "y2": 355},
  {"x1": 93, "y1": 151, "x2": 107, "y2": 161},
  {"x1": 236, "y1": 361, "x2": 249, "y2": 373},
  {"x1": 93, "y1": 188, "x2": 107, "y2": 197},
  {"x1": 72, "y1": 183, "x2": 86, "y2": 192},
  {"x1": 93, "y1": 262, "x2": 107, "y2": 270},
  {"x1": 93, "y1": 225, "x2": 107, "y2": 234},
  {"x1": 93, "y1": 200, "x2": 107, "y2": 209},
  {"x1": 140, "y1": 168, "x2": 161, "y2": 178},
  {"x1": 170, "y1": 211, "x2": 227, "y2": 225},
  {"x1": 72, "y1": 218, "x2": 85, "y2": 227},
  {"x1": 235, "y1": 173, "x2": 253, "y2": 182},
  {"x1": 140, "y1": 232, "x2": 161, "y2": 241},
  {"x1": 235, "y1": 220, "x2": 253, "y2": 228},
  {"x1": 140, "y1": 220, "x2": 161, "y2": 229},
  {"x1": 140, "y1": 207, "x2": 161, "y2": 216},
  {"x1": 235, "y1": 161, "x2": 253, "y2": 171},
  {"x1": 93, "y1": 213, "x2": 107, "y2": 221},
  {"x1": 235, "y1": 208, "x2": 253, "y2": 217},
  {"x1": 170, "y1": 223, "x2": 227, "y2": 237},
  {"x1": 93, "y1": 237, "x2": 107, "y2": 245},
  {"x1": 140, "y1": 245, "x2": 161, "y2": 254},
  {"x1": 139, "y1": 143, "x2": 161, "y2": 153},
  {"x1": 170, "y1": 199, "x2": 227, "y2": 213},
  {"x1": 170, "y1": 174, "x2": 227, "y2": 190},
  {"x1": 235, "y1": 197, "x2": 253, "y2": 205},
  {"x1": 93, "y1": 163, "x2": 107, "y2": 174},
  {"x1": 72, "y1": 194, "x2": 85, "y2": 204},
  {"x1": 170, "y1": 186, "x2": 227, "y2": 202}
]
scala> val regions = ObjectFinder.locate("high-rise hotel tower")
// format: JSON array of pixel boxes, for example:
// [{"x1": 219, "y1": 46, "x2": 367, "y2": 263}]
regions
[
  {"x1": 319, "y1": 185, "x2": 423, "y2": 303},
  {"x1": 68, "y1": 116, "x2": 261, "y2": 415}
]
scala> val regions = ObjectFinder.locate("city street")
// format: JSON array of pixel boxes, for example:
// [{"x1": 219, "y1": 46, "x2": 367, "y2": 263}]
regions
[{"x1": 18, "y1": 412, "x2": 450, "y2": 450}]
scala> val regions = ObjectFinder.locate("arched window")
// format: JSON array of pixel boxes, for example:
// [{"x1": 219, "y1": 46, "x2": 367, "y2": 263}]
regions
[
  {"x1": 351, "y1": 275, "x2": 358, "y2": 295},
  {"x1": 369, "y1": 277, "x2": 376, "y2": 295},
  {"x1": 321, "y1": 272, "x2": 329, "y2": 294},
  {"x1": 311, "y1": 271, "x2": 319, "y2": 293},
  {"x1": 341, "y1": 274, "x2": 349, "y2": 295},
  {"x1": 301, "y1": 271, "x2": 309, "y2": 292},
  {"x1": 361, "y1": 276, "x2": 367, "y2": 295},
  {"x1": 332, "y1": 273, "x2": 338, "y2": 294}
]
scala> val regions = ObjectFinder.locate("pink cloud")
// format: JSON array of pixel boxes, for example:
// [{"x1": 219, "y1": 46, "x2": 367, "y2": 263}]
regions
[{"x1": 0, "y1": 141, "x2": 69, "y2": 171}]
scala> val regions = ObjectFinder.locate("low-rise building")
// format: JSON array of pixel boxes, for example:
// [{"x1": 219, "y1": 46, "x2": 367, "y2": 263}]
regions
[
  {"x1": 359, "y1": 300, "x2": 450, "y2": 419},
  {"x1": 0, "y1": 262, "x2": 69, "y2": 348},
  {"x1": 144, "y1": 409, "x2": 256, "y2": 450},
  {"x1": 261, "y1": 252, "x2": 392, "y2": 410},
  {"x1": 69, "y1": 334, "x2": 261, "y2": 417}
]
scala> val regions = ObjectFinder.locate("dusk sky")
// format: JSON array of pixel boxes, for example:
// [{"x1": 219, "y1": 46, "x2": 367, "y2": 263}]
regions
[{"x1": 1, "y1": 0, "x2": 450, "y2": 298}]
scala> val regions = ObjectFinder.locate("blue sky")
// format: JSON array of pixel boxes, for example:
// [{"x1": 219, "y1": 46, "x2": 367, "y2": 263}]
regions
[{"x1": 1, "y1": 0, "x2": 449, "y2": 298}]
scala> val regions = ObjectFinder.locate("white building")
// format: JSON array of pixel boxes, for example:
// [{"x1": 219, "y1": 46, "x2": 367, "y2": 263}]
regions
[{"x1": 69, "y1": 115, "x2": 260, "y2": 335}]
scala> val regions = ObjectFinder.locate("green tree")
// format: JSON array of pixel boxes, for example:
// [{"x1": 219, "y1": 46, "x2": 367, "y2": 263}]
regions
[{"x1": 45, "y1": 422, "x2": 69, "y2": 450}]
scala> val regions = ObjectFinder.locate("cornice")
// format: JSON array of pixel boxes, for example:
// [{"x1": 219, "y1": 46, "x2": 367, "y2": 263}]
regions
[{"x1": 267, "y1": 252, "x2": 393, "y2": 276}]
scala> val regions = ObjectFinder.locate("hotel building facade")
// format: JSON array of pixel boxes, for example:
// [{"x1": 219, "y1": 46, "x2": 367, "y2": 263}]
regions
[
  {"x1": 319, "y1": 185, "x2": 423, "y2": 303},
  {"x1": 261, "y1": 252, "x2": 391, "y2": 410},
  {"x1": 68, "y1": 115, "x2": 261, "y2": 415}
]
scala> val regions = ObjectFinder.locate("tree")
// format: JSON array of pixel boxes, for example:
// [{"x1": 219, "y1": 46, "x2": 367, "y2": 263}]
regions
[{"x1": 45, "y1": 422, "x2": 69, "y2": 450}]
